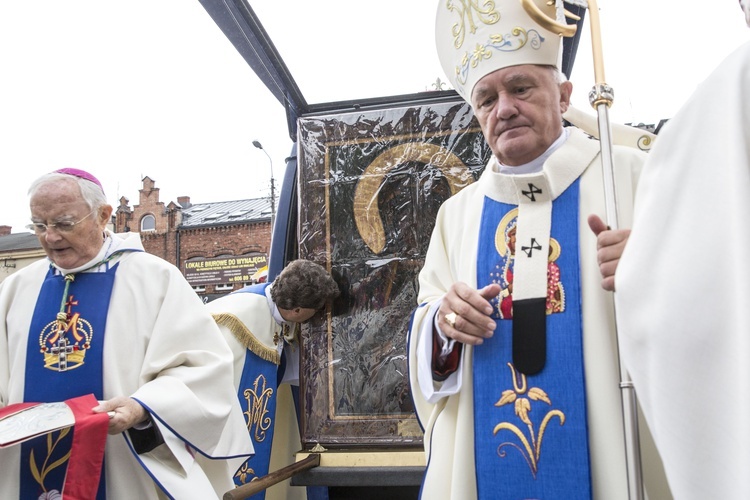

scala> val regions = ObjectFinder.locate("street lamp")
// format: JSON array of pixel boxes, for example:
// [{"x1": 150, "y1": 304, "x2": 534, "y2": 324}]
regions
[{"x1": 252, "y1": 140, "x2": 276, "y2": 225}]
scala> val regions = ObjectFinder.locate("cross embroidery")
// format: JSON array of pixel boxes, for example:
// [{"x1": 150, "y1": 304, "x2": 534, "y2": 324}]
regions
[
  {"x1": 522, "y1": 183, "x2": 543, "y2": 202},
  {"x1": 50, "y1": 336, "x2": 74, "y2": 371},
  {"x1": 65, "y1": 295, "x2": 78, "y2": 315},
  {"x1": 521, "y1": 238, "x2": 542, "y2": 258}
]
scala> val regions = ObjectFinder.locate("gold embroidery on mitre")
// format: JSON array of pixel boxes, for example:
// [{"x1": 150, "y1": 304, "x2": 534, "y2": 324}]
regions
[
  {"x1": 39, "y1": 295, "x2": 93, "y2": 372},
  {"x1": 243, "y1": 374, "x2": 274, "y2": 443},
  {"x1": 447, "y1": 0, "x2": 500, "y2": 50},
  {"x1": 455, "y1": 27, "x2": 544, "y2": 89},
  {"x1": 493, "y1": 363, "x2": 565, "y2": 478}
]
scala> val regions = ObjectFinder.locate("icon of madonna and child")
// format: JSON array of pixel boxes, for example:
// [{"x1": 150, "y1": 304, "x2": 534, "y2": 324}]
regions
[{"x1": 490, "y1": 208, "x2": 564, "y2": 319}]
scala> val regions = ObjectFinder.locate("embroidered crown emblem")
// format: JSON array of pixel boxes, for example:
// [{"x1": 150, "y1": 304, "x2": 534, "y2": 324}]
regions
[{"x1": 39, "y1": 294, "x2": 93, "y2": 371}]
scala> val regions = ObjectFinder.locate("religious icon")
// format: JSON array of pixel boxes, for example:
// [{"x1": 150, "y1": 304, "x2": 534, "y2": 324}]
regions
[{"x1": 490, "y1": 208, "x2": 565, "y2": 319}]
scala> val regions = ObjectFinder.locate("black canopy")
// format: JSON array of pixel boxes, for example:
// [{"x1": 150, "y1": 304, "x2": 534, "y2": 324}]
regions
[{"x1": 198, "y1": 0, "x2": 587, "y2": 141}]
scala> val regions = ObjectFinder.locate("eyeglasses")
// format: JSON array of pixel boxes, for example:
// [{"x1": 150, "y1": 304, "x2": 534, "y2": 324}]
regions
[{"x1": 26, "y1": 210, "x2": 97, "y2": 234}]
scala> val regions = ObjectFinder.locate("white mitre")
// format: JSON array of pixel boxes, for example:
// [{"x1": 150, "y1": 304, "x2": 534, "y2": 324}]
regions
[{"x1": 435, "y1": 0, "x2": 569, "y2": 103}]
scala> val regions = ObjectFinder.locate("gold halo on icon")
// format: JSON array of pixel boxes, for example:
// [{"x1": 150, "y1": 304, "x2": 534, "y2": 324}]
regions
[
  {"x1": 494, "y1": 208, "x2": 519, "y2": 256},
  {"x1": 353, "y1": 142, "x2": 474, "y2": 254}
]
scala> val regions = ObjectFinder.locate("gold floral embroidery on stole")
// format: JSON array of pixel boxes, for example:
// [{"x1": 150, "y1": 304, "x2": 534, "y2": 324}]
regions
[{"x1": 493, "y1": 363, "x2": 565, "y2": 477}]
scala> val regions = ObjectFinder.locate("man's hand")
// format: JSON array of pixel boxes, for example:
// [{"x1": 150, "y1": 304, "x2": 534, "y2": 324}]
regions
[
  {"x1": 93, "y1": 397, "x2": 148, "y2": 435},
  {"x1": 439, "y1": 282, "x2": 500, "y2": 346},
  {"x1": 587, "y1": 214, "x2": 631, "y2": 292}
]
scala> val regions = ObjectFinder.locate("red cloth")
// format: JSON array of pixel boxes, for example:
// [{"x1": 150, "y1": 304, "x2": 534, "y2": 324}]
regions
[
  {"x1": 0, "y1": 395, "x2": 109, "y2": 499},
  {"x1": 64, "y1": 394, "x2": 109, "y2": 500},
  {"x1": 0, "y1": 402, "x2": 37, "y2": 420},
  {"x1": 431, "y1": 326, "x2": 462, "y2": 380}
]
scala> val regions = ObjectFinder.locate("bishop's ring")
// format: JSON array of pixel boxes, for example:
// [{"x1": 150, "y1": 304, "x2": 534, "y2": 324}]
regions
[{"x1": 445, "y1": 312, "x2": 458, "y2": 328}]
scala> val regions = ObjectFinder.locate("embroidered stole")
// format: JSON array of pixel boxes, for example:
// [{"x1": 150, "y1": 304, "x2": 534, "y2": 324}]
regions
[
  {"x1": 21, "y1": 265, "x2": 118, "y2": 499},
  {"x1": 227, "y1": 284, "x2": 282, "y2": 497},
  {"x1": 473, "y1": 180, "x2": 592, "y2": 499}
]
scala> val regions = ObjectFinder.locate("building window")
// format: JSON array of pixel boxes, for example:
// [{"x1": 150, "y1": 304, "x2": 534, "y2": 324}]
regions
[
  {"x1": 215, "y1": 283, "x2": 234, "y2": 292},
  {"x1": 192, "y1": 285, "x2": 205, "y2": 293},
  {"x1": 141, "y1": 214, "x2": 156, "y2": 232}
]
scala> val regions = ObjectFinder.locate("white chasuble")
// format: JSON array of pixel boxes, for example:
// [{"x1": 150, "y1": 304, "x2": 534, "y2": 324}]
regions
[
  {"x1": 409, "y1": 128, "x2": 672, "y2": 500},
  {"x1": 0, "y1": 231, "x2": 252, "y2": 499}
]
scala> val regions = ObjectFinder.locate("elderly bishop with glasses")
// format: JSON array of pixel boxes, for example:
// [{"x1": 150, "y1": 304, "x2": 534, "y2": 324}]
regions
[{"x1": 0, "y1": 168, "x2": 253, "y2": 499}]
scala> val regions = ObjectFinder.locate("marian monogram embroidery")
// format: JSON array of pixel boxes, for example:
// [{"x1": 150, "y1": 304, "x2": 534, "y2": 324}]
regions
[
  {"x1": 493, "y1": 363, "x2": 565, "y2": 478},
  {"x1": 490, "y1": 208, "x2": 565, "y2": 319},
  {"x1": 447, "y1": 0, "x2": 500, "y2": 49},
  {"x1": 236, "y1": 374, "x2": 276, "y2": 485},
  {"x1": 242, "y1": 374, "x2": 274, "y2": 443},
  {"x1": 38, "y1": 295, "x2": 93, "y2": 372}
]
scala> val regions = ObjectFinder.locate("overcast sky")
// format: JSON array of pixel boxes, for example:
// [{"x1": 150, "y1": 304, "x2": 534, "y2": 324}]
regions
[{"x1": 1, "y1": 1, "x2": 747, "y2": 233}]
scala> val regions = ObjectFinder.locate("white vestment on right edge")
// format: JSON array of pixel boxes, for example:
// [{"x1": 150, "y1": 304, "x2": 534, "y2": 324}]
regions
[{"x1": 616, "y1": 41, "x2": 750, "y2": 500}]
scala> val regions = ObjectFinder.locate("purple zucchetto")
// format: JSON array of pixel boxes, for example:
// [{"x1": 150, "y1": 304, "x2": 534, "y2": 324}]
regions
[{"x1": 54, "y1": 168, "x2": 104, "y2": 192}]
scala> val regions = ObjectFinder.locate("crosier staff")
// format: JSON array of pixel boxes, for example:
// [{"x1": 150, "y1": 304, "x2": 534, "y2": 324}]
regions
[{"x1": 519, "y1": 0, "x2": 645, "y2": 498}]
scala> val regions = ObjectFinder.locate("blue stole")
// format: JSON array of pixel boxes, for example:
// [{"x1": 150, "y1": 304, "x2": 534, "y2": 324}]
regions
[
  {"x1": 473, "y1": 180, "x2": 592, "y2": 499},
  {"x1": 21, "y1": 264, "x2": 118, "y2": 500},
  {"x1": 231, "y1": 283, "x2": 280, "y2": 499}
]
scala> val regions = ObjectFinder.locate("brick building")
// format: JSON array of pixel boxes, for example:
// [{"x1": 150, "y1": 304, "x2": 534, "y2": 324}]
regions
[{"x1": 114, "y1": 176, "x2": 273, "y2": 301}]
